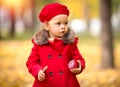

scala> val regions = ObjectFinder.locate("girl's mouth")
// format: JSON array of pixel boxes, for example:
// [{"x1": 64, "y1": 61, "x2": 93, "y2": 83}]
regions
[{"x1": 60, "y1": 31, "x2": 65, "y2": 34}]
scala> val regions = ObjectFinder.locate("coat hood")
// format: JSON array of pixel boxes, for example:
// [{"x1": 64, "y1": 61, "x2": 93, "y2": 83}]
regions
[{"x1": 33, "y1": 28, "x2": 76, "y2": 45}]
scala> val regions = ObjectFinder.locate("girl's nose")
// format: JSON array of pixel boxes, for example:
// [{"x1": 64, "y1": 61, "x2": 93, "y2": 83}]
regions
[{"x1": 61, "y1": 24, "x2": 65, "y2": 29}]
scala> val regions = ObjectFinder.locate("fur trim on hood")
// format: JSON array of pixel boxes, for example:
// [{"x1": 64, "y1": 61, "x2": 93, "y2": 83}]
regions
[{"x1": 33, "y1": 28, "x2": 76, "y2": 45}]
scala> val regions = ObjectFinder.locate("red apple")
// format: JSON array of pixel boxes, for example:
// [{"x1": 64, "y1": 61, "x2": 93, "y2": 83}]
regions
[{"x1": 68, "y1": 59, "x2": 79, "y2": 69}]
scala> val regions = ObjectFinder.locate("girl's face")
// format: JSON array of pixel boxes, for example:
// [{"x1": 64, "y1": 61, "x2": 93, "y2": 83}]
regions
[{"x1": 45, "y1": 14, "x2": 68, "y2": 38}]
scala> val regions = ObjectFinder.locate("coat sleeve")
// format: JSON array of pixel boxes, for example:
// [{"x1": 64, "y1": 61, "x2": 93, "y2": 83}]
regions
[
  {"x1": 71, "y1": 38, "x2": 85, "y2": 74},
  {"x1": 26, "y1": 39, "x2": 43, "y2": 79}
]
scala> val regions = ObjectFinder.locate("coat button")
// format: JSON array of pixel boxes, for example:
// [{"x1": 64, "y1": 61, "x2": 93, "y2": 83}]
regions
[
  {"x1": 59, "y1": 71, "x2": 63, "y2": 75},
  {"x1": 58, "y1": 54, "x2": 62, "y2": 58},
  {"x1": 49, "y1": 72, "x2": 53, "y2": 76},
  {"x1": 48, "y1": 54, "x2": 52, "y2": 59}
]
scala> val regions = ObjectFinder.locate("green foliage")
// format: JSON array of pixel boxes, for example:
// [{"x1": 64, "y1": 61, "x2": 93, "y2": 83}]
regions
[
  {"x1": 76, "y1": 33, "x2": 100, "y2": 45},
  {"x1": 0, "y1": 31, "x2": 34, "y2": 40},
  {"x1": 35, "y1": 0, "x2": 56, "y2": 7},
  {"x1": 114, "y1": 31, "x2": 120, "y2": 39},
  {"x1": 112, "y1": 0, "x2": 120, "y2": 13}
]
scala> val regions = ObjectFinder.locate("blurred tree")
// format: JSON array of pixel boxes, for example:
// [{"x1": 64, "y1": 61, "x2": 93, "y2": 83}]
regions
[
  {"x1": 0, "y1": 1, "x2": 1, "y2": 39},
  {"x1": 0, "y1": 28, "x2": 2, "y2": 39},
  {"x1": 0, "y1": 30, "x2": 1, "y2": 39},
  {"x1": 83, "y1": 0, "x2": 90, "y2": 32},
  {"x1": 3, "y1": 0, "x2": 26, "y2": 37},
  {"x1": 100, "y1": 0, "x2": 114, "y2": 68},
  {"x1": 23, "y1": 0, "x2": 36, "y2": 32},
  {"x1": 10, "y1": 8, "x2": 15, "y2": 37}
]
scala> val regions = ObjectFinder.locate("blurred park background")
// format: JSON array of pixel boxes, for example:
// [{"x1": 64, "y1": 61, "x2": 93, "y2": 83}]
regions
[{"x1": 0, "y1": 0, "x2": 120, "y2": 87}]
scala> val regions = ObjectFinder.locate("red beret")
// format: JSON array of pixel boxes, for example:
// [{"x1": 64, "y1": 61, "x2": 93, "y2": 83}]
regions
[{"x1": 39, "y1": 3, "x2": 69, "y2": 22}]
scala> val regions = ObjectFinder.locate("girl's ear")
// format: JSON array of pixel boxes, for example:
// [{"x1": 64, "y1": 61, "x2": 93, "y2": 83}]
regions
[{"x1": 43, "y1": 21, "x2": 49, "y2": 31}]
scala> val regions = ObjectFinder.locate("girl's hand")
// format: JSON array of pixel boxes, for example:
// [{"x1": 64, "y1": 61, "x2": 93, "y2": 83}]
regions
[
  {"x1": 38, "y1": 66, "x2": 48, "y2": 81},
  {"x1": 70, "y1": 60, "x2": 81, "y2": 74}
]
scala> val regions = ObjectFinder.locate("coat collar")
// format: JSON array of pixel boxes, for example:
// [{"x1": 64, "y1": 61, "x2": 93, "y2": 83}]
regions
[{"x1": 33, "y1": 28, "x2": 76, "y2": 45}]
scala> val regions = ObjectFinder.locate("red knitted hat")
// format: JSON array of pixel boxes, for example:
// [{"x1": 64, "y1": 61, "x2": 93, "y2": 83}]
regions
[{"x1": 39, "y1": 3, "x2": 69, "y2": 22}]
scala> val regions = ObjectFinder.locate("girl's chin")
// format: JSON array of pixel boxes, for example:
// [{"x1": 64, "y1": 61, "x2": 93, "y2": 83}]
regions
[{"x1": 55, "y1": 35, "x2": 64, "y2": 38}]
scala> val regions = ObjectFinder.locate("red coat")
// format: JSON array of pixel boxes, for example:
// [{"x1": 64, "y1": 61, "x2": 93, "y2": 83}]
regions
[{"x1": 26, "y1": 29, "x2": 85, "y2": 87}]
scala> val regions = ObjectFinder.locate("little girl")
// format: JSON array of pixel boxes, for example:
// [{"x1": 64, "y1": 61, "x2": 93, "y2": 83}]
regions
[{"x1": 26, "y1": 2, "x2": 85, "y2": 87}]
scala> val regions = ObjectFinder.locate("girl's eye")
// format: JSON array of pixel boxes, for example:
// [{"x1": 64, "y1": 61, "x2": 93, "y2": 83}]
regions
[
  {"x1": 56, "y1": 22, "x2": 61, "y2": 25},
  {"x1": 65, "y1": 22, "x2": 68, "y2": 25}
]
